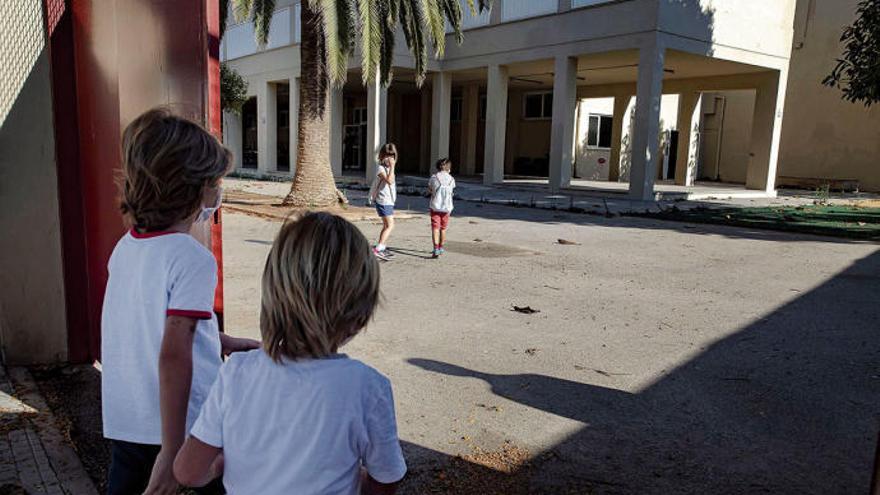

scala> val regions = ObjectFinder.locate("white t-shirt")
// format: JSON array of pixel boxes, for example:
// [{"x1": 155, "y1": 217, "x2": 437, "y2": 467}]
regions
[
  {"x1": 101, "y1": 230, "x2": 222, "y2": 445},
  {"x1": 372, "y1": 164, "x2": 396, "y2": 206},
  {"x1": 429, "y1": 171, "x2": 456, "y2": 213},
  {"x1": 191, "y1": 350, "x2": 407, "y2": 495}
]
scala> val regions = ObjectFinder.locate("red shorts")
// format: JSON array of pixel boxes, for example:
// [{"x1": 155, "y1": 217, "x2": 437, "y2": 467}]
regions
[{"x1": 430, "y1": 210, "x2": 450, "y2": 230}]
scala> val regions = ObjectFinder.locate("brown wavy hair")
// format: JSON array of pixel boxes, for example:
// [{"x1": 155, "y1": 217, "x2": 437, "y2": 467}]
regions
[
  {"x1": 261, "y1": 212, "x2": 380, "y2": 361},
  {"x1": 378, "y1": 142, "x2": 398, "y2": 161},
  {"x1": 120, "y1": 108, "x2": 231, "y2": 232}
]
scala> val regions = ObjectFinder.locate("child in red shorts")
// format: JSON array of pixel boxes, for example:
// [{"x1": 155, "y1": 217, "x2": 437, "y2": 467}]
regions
[{"x1": 428, "y1": 158, "x2": 456, "y2": 258}]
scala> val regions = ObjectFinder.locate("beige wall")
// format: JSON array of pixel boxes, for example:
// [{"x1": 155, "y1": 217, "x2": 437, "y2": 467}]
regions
[
  {"x1": 0, "y1": 3, "x2": 68, "y2": 363},
  {"x1": 699, "y1": 90, "x2": 755, "y2": 184},
  {"x1": 505, "y1": 89, "x2": 552, "y2": 174},
  {"x1": 776, "y1": 0, "x2": 880, "y2": 191}
]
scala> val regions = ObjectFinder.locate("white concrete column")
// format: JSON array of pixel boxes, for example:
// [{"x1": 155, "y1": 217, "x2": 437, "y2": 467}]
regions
[
  {"x1": 366, "y1": 74, "x2": 388, "y2": 180},
  {"x1": 329, "y1": 86, "x2": 343, "y2": 177},
  {"x1": 257, "y1": 81, "x2": 278, "y2": 172},
  {"x1": 674, "y1": 92, "x2": 701, "y2": 186},
  {"x1": 462, "y1": 84, "x2": 479, "y2": 175},
  {"x1": 289, "y1": 77, "x2": 299, "y2": 173},
  {"x1": 484, "y1": 64, "x2": 508, "y2": 184},
  {"x1": 223, "y1": 110, "x2": 243, "y2": 170},
  {"x1": 629, "y1": 38, "x2": 665, "y2": 201},
  {"x1": 431, "y1": 71, "x2": 453, "y2": 164},
  {"x1": 549, "y1": 56, "x2": 578, "y2": 191},
  {"x1": 608, "y1": 95, "x2": 631, "y2": 182},
  {"x1": 746, "y1": 70, "x2": 787, "y2": 192}
]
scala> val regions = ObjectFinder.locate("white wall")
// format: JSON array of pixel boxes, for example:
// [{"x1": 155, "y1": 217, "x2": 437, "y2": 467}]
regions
[
  {"x1": 502, "y1": 0, "x2": 557, "y2": 22},
  {"x1": 575, "y1": 97, "x2": 614, "y2": 180},
  {"x1": 0, "y1": 2, "x2": 68, "y2": 363},
  {"x1": 224, "y1": 5, "x2": 294, "y2": 61}
]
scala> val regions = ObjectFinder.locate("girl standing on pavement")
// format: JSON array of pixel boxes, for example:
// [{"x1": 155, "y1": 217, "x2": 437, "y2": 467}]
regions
[{"x1": 369, "y1": 143, "x2": 398, "y2": 261}]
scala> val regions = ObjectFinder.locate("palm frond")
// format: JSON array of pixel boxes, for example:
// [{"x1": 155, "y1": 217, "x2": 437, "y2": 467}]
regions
[
  {"x1": 251, "y1": 0, "x2": 276, "y2": 47},
  {"x1": 441, "y1": 0, "x2": 463, "y2": 45},
  {"x1": 358, "y1": 0, "x2": 383, "y2": 85},
  {"x1": 466, "y1": 0, "x2": 492, "y2": 15},
  {"x1": 231, "y1": 0, "x2": 253, "y2": 23},
  {"x1": 378, "y1": 0, "x2": 396, "y2": 86},
  {"x1": 400, "y1": 0, "x2": 428, "y2": 86},
  {"x1": 317, "y1": 0, "x2": 351, "y2": 87},
  {"x1": 421, "y1": 0, "x2": 446, "y2": 57},
  {"x1": 220, "y1": 0, "x2": 230, "y2": 39}
]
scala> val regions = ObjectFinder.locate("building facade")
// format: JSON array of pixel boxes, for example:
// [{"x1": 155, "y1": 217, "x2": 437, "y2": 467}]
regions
[{"x1": 223, "y1": 0, "x2": 801, "y2": 200}]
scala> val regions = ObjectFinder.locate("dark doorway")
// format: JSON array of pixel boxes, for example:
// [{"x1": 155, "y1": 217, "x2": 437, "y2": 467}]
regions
[
  {"x1": 277, "y1": 84, "x2": 290, "y2": 172},
  {"x1": 241, "y1": 97, "x2": 258, "y2": 169},
  {"x1": 667, "y1": 130, "x2": 680, "y2": 180}
]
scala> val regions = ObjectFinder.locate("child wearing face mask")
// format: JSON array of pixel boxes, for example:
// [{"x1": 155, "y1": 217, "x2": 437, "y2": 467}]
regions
[{"x1": 101, "y1": 108, "x2": 260, "y2": 495}]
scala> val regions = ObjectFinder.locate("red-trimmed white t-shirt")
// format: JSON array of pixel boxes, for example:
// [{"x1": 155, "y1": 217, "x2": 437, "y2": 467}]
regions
[{"x1": 101, "y1": 229, "x2": 222, "y2": 445}]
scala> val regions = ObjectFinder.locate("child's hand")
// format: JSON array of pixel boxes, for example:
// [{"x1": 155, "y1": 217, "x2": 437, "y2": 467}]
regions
[
  {"x1": 220, "y1": 334, "x2": 261, "y2": 356},
  {"x1": 144, "y1": 448, "x2": 178, "y2": 494}
]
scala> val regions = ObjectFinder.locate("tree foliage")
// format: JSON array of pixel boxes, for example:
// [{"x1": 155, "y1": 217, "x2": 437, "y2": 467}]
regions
[
  {"x1": 220, "y1": 63, "x2": 249, "y2": 115},
  {"x1": 230, "y1": 0, "x2": 491, "y2": 89},
  {"x1": 824, "y1": 0, "x2": 880, "y2": 106}
]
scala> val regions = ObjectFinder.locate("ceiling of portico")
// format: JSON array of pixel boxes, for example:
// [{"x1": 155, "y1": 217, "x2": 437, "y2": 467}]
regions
[{"x1": 444, "y1": 49, "x2": 772, "y2": 89}]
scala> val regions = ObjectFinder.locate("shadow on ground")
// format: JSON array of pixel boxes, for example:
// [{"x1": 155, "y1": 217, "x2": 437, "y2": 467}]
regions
[
  {"x1": 406, "y1": 250, "x2": 880, "y2": 494},
  {"x1": 29, "y1": 252, "x2": 880, "y2": 494}
]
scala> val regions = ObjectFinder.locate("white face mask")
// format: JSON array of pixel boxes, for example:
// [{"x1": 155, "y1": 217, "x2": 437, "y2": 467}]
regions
[{"x1": 197, "y1": 186, "x2": 223, "y2": 223}]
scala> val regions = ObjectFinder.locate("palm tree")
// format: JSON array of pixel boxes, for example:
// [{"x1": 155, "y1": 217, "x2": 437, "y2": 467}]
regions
[{"x1": 227, "y1": 0, "x2": 491, "y2": 207}]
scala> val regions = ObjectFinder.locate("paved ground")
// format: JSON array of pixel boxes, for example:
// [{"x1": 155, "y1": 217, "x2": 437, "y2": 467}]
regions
[
  {"x1": 222, "y1": 180, "x2": 880, "y2": 494},
  {"x1": 0, "y1": 367, "x2": 97, "y2": 494}
]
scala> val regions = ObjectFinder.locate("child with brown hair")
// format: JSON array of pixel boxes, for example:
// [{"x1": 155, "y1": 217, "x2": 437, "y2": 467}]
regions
[
  {"x1": 174, "y1": 212, "x2": 407, "y2": 494},
  {"x1": 369, "y1": 143, "x2": 398, "y2": 260},
  {"x1": 428, "y1": 158, "x2": 456, "y2": 258},
  {"x1": 101, "y1": 108, "x2": 259, "y2": 495}
]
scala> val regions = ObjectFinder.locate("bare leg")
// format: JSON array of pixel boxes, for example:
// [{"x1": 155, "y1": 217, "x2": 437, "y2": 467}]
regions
[
  {"x1": 378, "y1": 216, "x2": 395, "y2": 247},
  {"x1": 432, "y1": 228, "x2": 440, "y2": 248},
  {"x1": 439, "y1": 228, "x2": 447, "y2": 248}
]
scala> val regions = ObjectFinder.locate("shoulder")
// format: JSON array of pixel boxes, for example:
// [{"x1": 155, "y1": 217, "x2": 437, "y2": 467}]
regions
[
  {"x1": 169, "y1": 235, "x2": 217, "y2": 270},
  {"x1": 220, "y1": 349, "x2": 264, "y2": 379},
  {"x1": 347, "y1": 359, "x2": 392, "y2": 392}
]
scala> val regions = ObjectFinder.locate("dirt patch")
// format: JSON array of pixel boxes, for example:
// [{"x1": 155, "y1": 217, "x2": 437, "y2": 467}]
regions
[
  {"x1": 30, "y1": 365, "x2": 108, "y2": 493},
  {"x1": 442, "y1": 240, "x2": 539, "y2": 258},
  {"x1": 223, "y1": 190, "x2": 416, "y2": 223}
]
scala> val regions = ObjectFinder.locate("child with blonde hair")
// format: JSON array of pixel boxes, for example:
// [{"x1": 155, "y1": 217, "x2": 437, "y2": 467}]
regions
[{"x1": 174, "y1": 212, "x2": 407, "y2": 494}]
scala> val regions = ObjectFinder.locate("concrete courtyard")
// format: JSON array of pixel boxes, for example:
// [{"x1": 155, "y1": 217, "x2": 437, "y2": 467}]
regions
[{"x1": 222, "y1": 183, "x2": 879, "y2": 494}]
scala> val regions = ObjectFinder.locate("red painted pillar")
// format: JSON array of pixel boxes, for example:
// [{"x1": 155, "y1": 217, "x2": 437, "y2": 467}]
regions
[
  {"x1": 206, "y1": 0, "x2": 225, "y2": 331},
  {"x1": 48, "y1": 0, "x2": 225, "y2": 362}
]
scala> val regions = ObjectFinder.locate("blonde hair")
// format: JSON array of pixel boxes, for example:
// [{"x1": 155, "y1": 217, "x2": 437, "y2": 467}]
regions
[
  {"x1": 120, "y1": 107, "x2": 231, "y2": 232},
  {"x1": 260, "y1": 212, "x2": 380, "y2": 361}
]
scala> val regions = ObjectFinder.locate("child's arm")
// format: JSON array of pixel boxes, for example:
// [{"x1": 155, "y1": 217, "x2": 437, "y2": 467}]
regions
[
  {"x1": 145, "y1": 315, "x2": 197, "y2": 495},
  {"x1": 219, "y1": 333, "x2": 260, "y2": 356},
  {"x1": 379, "y1": 161, "x2": 395, "y2": 186},
  {"x1": 361, "y1": 473, "x2": 400, "y2": 495},
  {"x1": 174, "y1": 437, "x2": 223, "y2": 487}
]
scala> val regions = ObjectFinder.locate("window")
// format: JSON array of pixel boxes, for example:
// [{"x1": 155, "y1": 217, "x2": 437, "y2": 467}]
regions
[
  {"x1": 586, "y1": 114, "x2": 614, "y2": 149},
  {"x1": 352, "y1": 107, "x2": 367, "y2": 124},
  {"x1": 451, "y1": 97, "x2": 463, "y2": 122},
  {"x1": 523, "y1": 92, "x2": 553, "y2": 119}
]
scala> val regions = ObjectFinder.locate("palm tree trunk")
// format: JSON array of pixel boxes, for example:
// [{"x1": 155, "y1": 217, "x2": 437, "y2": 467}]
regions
[{"x1": 283, "y1": 3, "x2": 344, "y2": 207}]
